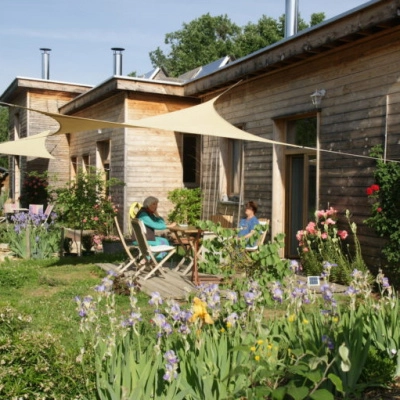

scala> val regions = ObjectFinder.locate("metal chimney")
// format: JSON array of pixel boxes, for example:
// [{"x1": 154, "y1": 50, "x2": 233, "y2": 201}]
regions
[
  {"x1": 40, "y1": 48, "x2": 51, "y2": 80},
  {"x1": 111, "y1": 47, "x2": 124, "y2": 76},
  {"x1": 285, "y1": 0, "x2": 298, "y2": 38}
]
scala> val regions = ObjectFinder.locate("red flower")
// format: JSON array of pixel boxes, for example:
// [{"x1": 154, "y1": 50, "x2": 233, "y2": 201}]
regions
[
  {"x1": 377, "y1": 207, "x2": 382, "y2": 213},
  {"x1": 371, "y1": 184, "x2": 380, "y2": 192},
  {"x1": 366, "y1": 187, "x2": 373, "y2": 196}
]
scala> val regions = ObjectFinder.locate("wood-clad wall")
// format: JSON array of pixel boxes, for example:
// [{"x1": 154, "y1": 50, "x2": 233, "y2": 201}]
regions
[
  {"x1": 28, "y1": 91, "x2": 75, "y2": 188},
  {"x1": 125, "y1": 93, "x2": 198, "y2": 228},
  {"x1": 202, "y1": 27, "x2": 400, "y2": 269}
]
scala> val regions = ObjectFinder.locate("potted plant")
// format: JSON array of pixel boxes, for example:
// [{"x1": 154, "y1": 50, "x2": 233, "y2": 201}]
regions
[{"x1": 49, "y1": 167, "x2": 124, "y2": 255}]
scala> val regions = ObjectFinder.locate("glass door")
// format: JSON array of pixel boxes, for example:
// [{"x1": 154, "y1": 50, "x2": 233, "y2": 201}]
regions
[{"x1": 284, "y1": 117, "x2": 317, "y2": 258}]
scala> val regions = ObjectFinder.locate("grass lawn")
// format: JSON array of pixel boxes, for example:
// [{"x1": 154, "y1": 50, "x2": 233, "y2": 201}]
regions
[{"x1": 0, "y1": 253, "x2": 150, "y2": 353}]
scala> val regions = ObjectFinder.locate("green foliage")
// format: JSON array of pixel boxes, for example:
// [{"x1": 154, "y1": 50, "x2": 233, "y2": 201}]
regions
[
  {"x1": 360, "y1": 347, "x2": 396, "y2": 386},
  {"x1": 50, "y1": 167, "x2": 124, "y2": 233},
  {"x1": 147, "y1": 12, "x2": 325, "y2": 77},
  {"x1": 149, "y1": 13, "x2": 241, "y2": 77},
  {"x1": 365, "y1": 145, "x2": 400, "y2": 274},
  {"x1": 197, "y1": 220, "x2": 290, "y2": 305},
  {"x1": 3, "y1": 211, "x2": 60, "y2": 259},
  {"x1": 0, "y1": 308, "x2": 92, "y2": 399},
  {"x1": 167, "y1": 187, "x2": 202, "y2": 225},
  {"x1": 77, "y1": 267, "x2": 400, "y2": 399}
]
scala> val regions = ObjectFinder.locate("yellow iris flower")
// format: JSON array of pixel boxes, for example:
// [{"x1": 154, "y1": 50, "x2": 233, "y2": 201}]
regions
[{"x1": 189, "y1": 297, "x2": 214, "y2": 324}]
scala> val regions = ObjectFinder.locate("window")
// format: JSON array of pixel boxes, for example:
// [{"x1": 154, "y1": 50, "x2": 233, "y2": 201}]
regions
[
  {"x1": 82, "y1": 154, "x2": 90, "y2": 173},
  {"x1": 182, "y1": 134, "x2": 200, "y2": 187},
  {"x1": 70, "y1": 156, "x2": 77, "y2": 180},
  {"x1": 96, "y1": 140, "x2": 111, "y2": 193},
  {"x1": 220, "y1": 138, "x2": 243, "y2": 199}
]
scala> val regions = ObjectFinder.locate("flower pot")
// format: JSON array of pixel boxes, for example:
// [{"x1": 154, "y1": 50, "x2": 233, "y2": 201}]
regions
[{"x1": 102, "y1": 241, "x2": 124, "y2": 254}]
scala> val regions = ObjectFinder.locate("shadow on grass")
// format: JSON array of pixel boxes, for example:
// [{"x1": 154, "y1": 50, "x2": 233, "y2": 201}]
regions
[{"x1": 36, "y1": 252, "x2": 127, "y2": 268}]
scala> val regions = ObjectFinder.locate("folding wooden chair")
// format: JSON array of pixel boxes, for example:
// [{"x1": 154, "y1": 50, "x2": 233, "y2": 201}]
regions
[
  {"x1": 29, "y1": 204, "x2": 44, "y2": 215},
  {"x1": 114, "y1": 216, "x2": 141, "y2": 274},
  {"x1": 131, "y1": 218, "x2": 176, "y2": 280},
  {"x1": 42, "y1": 204, "x2": 54, "y2": 225},
  {"x1": 210, "y1": 214, "x2": 233, "y2": 228}
]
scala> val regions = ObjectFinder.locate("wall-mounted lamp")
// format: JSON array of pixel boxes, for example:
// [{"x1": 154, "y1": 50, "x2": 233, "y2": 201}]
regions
[{"x1": 310, "y1": 89, "x2": 326, "y2": 108}]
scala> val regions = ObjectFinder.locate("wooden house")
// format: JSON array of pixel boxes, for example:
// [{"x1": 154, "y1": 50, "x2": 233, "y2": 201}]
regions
[{"x1": 1, "y1": 0, "x2": 400, "y2": 270}]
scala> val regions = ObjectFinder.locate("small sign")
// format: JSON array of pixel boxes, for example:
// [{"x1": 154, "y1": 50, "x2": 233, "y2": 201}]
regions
[{"x1": 307, "y1": 276, "x2": 321, "y2": 287}]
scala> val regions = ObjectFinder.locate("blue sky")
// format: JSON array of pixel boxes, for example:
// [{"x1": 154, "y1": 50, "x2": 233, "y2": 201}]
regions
[{"x1": 0, "y1": 0, "x2": 370, "y2": 94}]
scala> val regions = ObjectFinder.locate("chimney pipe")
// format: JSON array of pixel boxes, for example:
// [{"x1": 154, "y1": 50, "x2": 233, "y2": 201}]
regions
[
  {"x1": 40, "y1": 48, "x2": 51, "y2": 80},
  {"x1": 285, "y1": 0, "x2": 298, "y2": 38},
  {"x1": 111, "y1": 47, "x2": 124, "y2": 76}
]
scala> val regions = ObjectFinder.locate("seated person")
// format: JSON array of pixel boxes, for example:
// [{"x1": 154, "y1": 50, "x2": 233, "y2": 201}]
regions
[
  {"x1": 134, "y1": 196, "x2": 175, "y2": 259},
  {"x1": 238, "y1": 201, "x2": 260, "y2": 245}
]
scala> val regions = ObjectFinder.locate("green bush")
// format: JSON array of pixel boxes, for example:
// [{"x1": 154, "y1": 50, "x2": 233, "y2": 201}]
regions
[
  {"x1": 365, "y1": 145, "x2": 400, "y2": 282},
  {"x1": 167, "y1": 187, "x2": 202, "y2": 225}
]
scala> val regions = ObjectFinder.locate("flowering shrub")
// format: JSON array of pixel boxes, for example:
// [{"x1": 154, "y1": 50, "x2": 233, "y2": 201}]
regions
[
  {"x1": 50, "y1": 167, "x2": 123, "y2": 236},
  {"x1": 365, "y1": 145, "x2": 400, "y2": 273},
  {"x1": 75, "y1": 267, "x2": 399, "y2": 398},
  {"x1": 19, "y1": 171, "x2": 49, "y2": 208},
  {"x1": 5, "y1": 210, "x2": 59, "y2": 259},
  {"x1": 297, "y1": 208, "x2": 367, "y2": 284}
]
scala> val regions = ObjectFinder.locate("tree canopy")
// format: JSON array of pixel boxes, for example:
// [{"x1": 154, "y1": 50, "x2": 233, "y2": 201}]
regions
[{"x1": 148, "y1": 12, "x2": 325, "y2": 77}]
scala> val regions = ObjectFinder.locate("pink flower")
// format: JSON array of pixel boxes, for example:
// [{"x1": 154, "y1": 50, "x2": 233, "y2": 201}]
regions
[
  {"x1": 321, "y1": 232, "x2": 328, "y2": 239},
  {"x1": 326, "y1": 207, "x2": 337, "y2": 216},
  {"x1": 316, "y1": 210, "x2": 326, "y2": 218},
  {"x1": 305, "y1": 221, "x2": 317, "y2": 235},
  {"x1": 302, "y1": 247, "x2": 309, "y2": 252},
  {"x1": 296, "y1": 230, "x2": 304, "y2": 241},
  {"x1": 324, "y1": 218, "x2": 336, "y2": 225},
  {"x1": 338, "y1": 230, "x2": 348, "y2": 240}
]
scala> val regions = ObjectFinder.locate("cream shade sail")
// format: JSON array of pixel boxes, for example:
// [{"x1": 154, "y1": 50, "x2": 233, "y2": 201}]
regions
[
  {"x1": 0, "y1": 94, "x2": 394, "y2": 162},
  {"x1": 2, "y1": 92, "x2": 272, "y2": 142},
  {"x1": 0, "y1": 130, "x2": 54, "y2": 159}
]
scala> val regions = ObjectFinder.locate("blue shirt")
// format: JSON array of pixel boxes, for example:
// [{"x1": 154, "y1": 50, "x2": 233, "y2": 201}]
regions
[{"x1": 238, "y1": 216, "x2": 259, "y2": 237}]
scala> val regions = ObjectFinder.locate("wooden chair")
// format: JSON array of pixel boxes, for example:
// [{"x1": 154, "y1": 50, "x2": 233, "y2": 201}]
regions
[
  {"x1": 210, "y1": 214, "x2": 233, "y2": 228},
  {"x1": 114, "y1": 216, "x2": 141, "y2": 274},
  {"x1": 29, "y1": 204, "x2": 44, "y2": 215},
  {"x1": 42, "y1": 204, "x2": 54, "y2": 225},
  {"x1": 131, "y1": 218, "x2": 176, "y2": 280},
  {"x1": 246, "y1": 218, "x2": 270, "y2": 252}
]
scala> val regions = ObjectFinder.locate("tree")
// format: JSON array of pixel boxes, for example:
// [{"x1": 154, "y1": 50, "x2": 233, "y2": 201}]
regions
[
  {"x1": 147, "y1": 12, "x2": 325, "y2": 77},
  {"x1": 149, "y1": 13, "x2": 241, "y2": 77}
]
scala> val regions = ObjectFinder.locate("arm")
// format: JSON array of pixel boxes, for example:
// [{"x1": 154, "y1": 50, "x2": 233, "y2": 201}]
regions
[
  {"x1": 139, "y1": 214, "x2": 167, "y2": 230},
  {"x1": 241, "y1": 217, "x2": 260, "y2": 239}
]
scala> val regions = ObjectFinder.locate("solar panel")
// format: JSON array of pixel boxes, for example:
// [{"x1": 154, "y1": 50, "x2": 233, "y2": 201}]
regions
[{"x1": 307, "y1": 276, "x2": 321, "y2": 287}]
